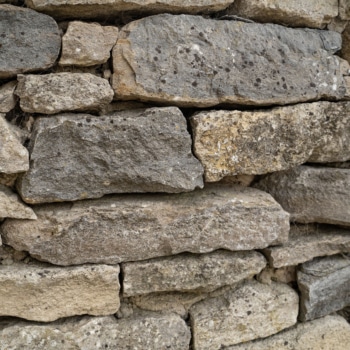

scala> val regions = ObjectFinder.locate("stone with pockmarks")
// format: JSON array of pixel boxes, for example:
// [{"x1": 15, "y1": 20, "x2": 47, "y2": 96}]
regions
[{"x1": 2, "y1": 185, "x2": 289, "y2": 265}]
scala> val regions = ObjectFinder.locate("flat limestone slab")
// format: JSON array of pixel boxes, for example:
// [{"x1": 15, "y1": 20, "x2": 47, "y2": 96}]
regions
[
  {"x1": 255, "y1": 166, "x2": 350, "y2": 226},
  {"x1": 298, "y1": 254, "x2": 350, "y2": 321},
  {"x1": 122, "y1": 250, "x2": 266, "y2": 296},
  {"x1": 112, "y1": 14, "x2": 346, "y2": 107},
  {"x1": 16, "y1": 107, "x2": 204, "y2": 203},
  {"x1": 0, "y1": 263, "x2": 120, "y2": 322},
  {"x1": 2, "y1": 185, "x2": 289, "y2": 265},
  {"x1": 189, "y1": 280, "x2": 298, "y2": 350}
]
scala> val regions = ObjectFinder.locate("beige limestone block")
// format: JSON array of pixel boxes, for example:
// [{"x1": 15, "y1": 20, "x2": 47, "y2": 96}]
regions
[
  {"x1": 0, "y1": 262, "x2": 120, "y2": 322},
  {"x1": 0, "y1": 81, "x2": 17, "y2": 113},
  {"x1": 16, "y1": 73, "x2": 114, "y2": 114},
  {"x1": 59, "y1": 21, "x2": 119, "y2": 66},
  {"x1": 190, "y1": 280, "x2": 299, "y2": 350},
  {"x1": 226, "y1": 315, "x2": 350, "y2": 350},
  {"x1": 1, "y1": 185, "x2": 289, "y2": 265},
  {"x1": 122, "y1": 250, "x2": 266, "y2": 296},
  {"x1": 340, "y1": 0, "x2": 350, "y2": 20}
]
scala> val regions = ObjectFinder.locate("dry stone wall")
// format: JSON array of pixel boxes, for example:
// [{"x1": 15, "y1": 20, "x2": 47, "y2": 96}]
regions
[{"x1": 0, "y1": 1, "x2": 350, "y2": 349}]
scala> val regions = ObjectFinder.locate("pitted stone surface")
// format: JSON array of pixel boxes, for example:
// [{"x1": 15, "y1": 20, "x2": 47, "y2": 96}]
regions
[
  {"x1": 113, "y1": 14, "x2": 345, "y2": 107},
  {"x1": 2, "y1": 185, "x2": 289, "y2": 265},
  {"x1": 0, "y1": 4, "x2": 60, "y2": 79},
  {"x1": 16, "y1": 107, "x2": 203, "y2": 203},
  {"x1": 0, "y1": 81, "x2": 17, "y2": 113}
]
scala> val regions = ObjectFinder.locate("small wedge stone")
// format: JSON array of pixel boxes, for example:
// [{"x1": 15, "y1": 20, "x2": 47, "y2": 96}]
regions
[{"x1": 0, "y1": 81, "x2": 17, "y2": 113}]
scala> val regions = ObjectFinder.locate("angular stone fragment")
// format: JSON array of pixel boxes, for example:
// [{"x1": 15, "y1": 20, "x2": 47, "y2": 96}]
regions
[
  {"x1": 0, "y1": 313, "x2": 190, "y2": 350},
  {"x1": 257, "y1": 266, "x2": 296, "y2": 285},
  {"x1": 16, "y1": 73, "x2": 113, "y2": 114},
  {"x1": 263, "y1": 224, "x2": 350, "y2": 268},
  {"x1": 191, "y1": 102, "x2": 350, "y2": 181},
  {"x1": 2, "y1": 185, "x2": 289, "y2": 265},
  {"x1": 226, "y1": 315, "x2": 350, "y2": 350},
  {"x1": 228, "y1": 0, "x2": 338, "y2": 29},
  {"x1": 0, "y1": 5, "x2": 60, "y2": 79},
  {"x1": 340, "y1": 0, "x2": 350, "y2": 20},
  {"x1": 0, "y1": 173, "x2": 17, "y2": 187},
  {"x1": 0, "y1": 81, "x2": 17, "y2": 113},
  {"x1": 25, "y1": 0, "x2": 233, "y2": 19},
  {"x1": 298, "y1": 254, "x2": 350, "y2": 321},
  {"x1": 122, "y1": 250, "x2": 266, "y2": 296},
  {"x1": 0, "y1": 114, "x2": 29, "y2": 174},
  {"x1": 16, "y1": 108, "x2": 203, "y2": 203},
  {"x1": 190, "y1": 280, "x2": 298, "y2": 350},
  {"x1": 112, "y1": 14, "x2": 345, "y2": 107},
  {"x1": 341, "y1": 24, "x2": 350, "y2": 64},
  {"x1": 0, "y1": 262, "x2": 120, "y2": 322},
  {"x1": 59, "y1": 21, "x2": 119, "y2": 66},
  {"x1": 255, "y1": 166, "x2": 350, "y2": 226}
]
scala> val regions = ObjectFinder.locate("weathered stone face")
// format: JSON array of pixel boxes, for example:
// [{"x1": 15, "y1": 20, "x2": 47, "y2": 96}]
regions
[
  {"x1": 341, "y1": 23, "x2": 350, "y2": 64},
  {"x1": 112, "y1": 14, "x2": 346, "y2": 108},
  {"x1": 340, "y1": 0, "x2": 350, "y2": 20},
  {"x1": 0, "y1": 81, "x2": 17, "y2": 113},
  {"x1": 0, "y1": 4, "x2": 60, "y2": 79},
  {"x1": 298, "y1": 254, "x2": 350, "y2": 321},
  {"x1": 59, "y1": 21, "x2": 119, "y2": 66},
  {"x1": 0, "y1": 262, "x2": 120, "y2": 322},
  {"x1": 255, "y1": 166, "x2": 350, "y2": 226},
  {"x1": 189, "y1": 280, "x2": 299, "y2": 350},
  {"x1": 16, "y1": 107, "x2": 204, "y2": 203},
  {"x1": 2, "y1": 185, "x2": 289, "y2": 265}
]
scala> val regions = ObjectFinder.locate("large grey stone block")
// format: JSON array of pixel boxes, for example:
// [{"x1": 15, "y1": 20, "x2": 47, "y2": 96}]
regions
[{"x1": 2, "y1": 185, "x2": 289, "y2": 265}]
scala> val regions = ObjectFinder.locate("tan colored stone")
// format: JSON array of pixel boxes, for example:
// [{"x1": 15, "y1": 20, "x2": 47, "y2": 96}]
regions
[
  {"x1": 0, "y1": 173, "x2": 17, "y2": 187},
  {"x1": 340, "y1": 0, "x2": 350, "y2": 20},
  {"x1": 0, "y1": 81, "x2": 17, "y2": 113},
  {"x1": 190, "y1": 280, "x2": 298, "y2": 350},
  {"x1": 16, "y1": 73, "x2": 114, "y2": 114},
  {"x1": 59, "y1": 21, "x2": 119, "y2": 66},
  {"x1": 328, "y1": 17, "x2": 348, "y2": 33},
  {"x1": 0, "y1": 262, "x2": 120, "y2": 322},
  {"x1": 122, "y1": 250, "x2": 266, "y2": 296},
  {"x1": 341, "y1": 23, "x2": 350, "y2": 64},
  {"x1": 257, "y1": 266, "x2": 296, "y2": 285}
]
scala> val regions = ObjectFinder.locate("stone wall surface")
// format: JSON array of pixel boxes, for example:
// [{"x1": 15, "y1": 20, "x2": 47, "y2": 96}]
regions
[{"x1": 0, "y1": 0, "x2": 349, "y2": 348}]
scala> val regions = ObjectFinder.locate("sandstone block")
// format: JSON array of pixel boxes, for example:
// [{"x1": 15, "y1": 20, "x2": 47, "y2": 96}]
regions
[
  {"x1": 0, "y1": 5, "x2": 60, "y2": 79},
  {"x1": 16, "y1": 73, "x2": 113, "y2": 114},
  {"x1": 190, "y1": 280, "x2": 298, "y2": 350},
  {"x1": 340, "y1": 0, "x2": 350, "y2": 20},
  {"x1": 59, "y1": 21, "x2": 119, "y2": 66},
  {"x1": 0, "y1": 81, "x2": 17, "y2": 113},
  {"x1": 112, "y1": 14, "x2": 345, "y2": 108},
  {"x1": 16, "y1": 107, "x2": 203, "y2": 203},
  {"x1": 298, "y1": 254, "x2": 350, "y2": 321},
  {"x1": 263, "y1": 224, "x2": 350, "y2": 268},
  {"x1": 228, "y1": 0, "x2": 338, "y2": 29},
  {"x1": 122, "y1": 250, "x2": 266, "y2": 296},
  {"x1": 255, "y1": 166, "x2": 350, "y2": 226},
  {"x1": 2, "y1": 185, "x2": 289, "y2": 265},
  {"x1": 226, "y1": 315, "x2": 350, "y2": 350}
]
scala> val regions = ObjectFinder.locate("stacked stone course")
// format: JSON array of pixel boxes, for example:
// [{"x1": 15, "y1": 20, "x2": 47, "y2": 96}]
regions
[{"x1": 0, "y1": 1, "x2": 350, "y2": 349}]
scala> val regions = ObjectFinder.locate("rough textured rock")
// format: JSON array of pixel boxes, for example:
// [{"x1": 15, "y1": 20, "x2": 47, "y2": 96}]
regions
[
  {"x1": 16, "y1": 73, "x2": 113, "y2": 114},
  {"x1": 25, "y1": 0, "x2": 233, "y2": 19},
  {"x1": 0, "y1": 262, "x2": 120, "y2": 322},
  {"x1": 0, "y1": 173, "x2": 17, "y2": 187},
  {"x1": 226, "y1": 315, "x2": 350, "y2": 350},
  {"x1": 112, "y1": 14, "x2": 346, "y2": 107},
  {"x1": 59, "y1": 21, "x2": 119, "y2": 66},
  {"x1": 340, "y1": 0, "x2": 350, "y2": 20},
  {"x1": 0, "y1": 114, "x2": 29, "y2": 174},
  {"x1": 263, "y1": 224, "x2": 350, "y2": 268},
  {"x1": 257, "y1": 266, "x2": 296, "y2": 285},
  {"x1": 341, "y1": 24, "x2": 350, "y2": 64},
  {"x1": 298, "y1": 254, "x2": 350, "y2": 321},
  {"x1": 0, "y1": 5, "x2": 60, "y2": 79},
  {"x1": 255, "y1": 166, "x2": 350, "y2": 226},
  {"x1": 0, "y1": 81, "x2": 17, "y2": 113},
  {"x1": 16, "y1": 107, "x2": 203, "y2": 203},
  {"x1": 2, "y1": 185, "x2": 289, "y2": 265},
  {"x1": 0, "y1": 185, "x2": 36, "y2": 220},
  {"x1": 190, "y1": 280, "x2": 298, "y2": 350},
  {"x1": 327, "y1": 17, "x2": 349, "y2": 33},
  {"x1": 191, "y1": 102, "x2": 350, "y2": 181},
  {"x1": 227, "y1": 0, "x2": 338, "y2": 28},
  {"x1": 122, "y1": 250, "x2": 266, "y2": 296}
]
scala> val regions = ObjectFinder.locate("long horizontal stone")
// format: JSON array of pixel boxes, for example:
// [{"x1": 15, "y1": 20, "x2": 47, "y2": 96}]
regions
[
  {"x1": 16, "y1": 107, "x2": 204, "y2": 203},
  {"x1": 298, "y1": 254, "x2": 350, "y2": 321},
  {"x1": 190, "y1": 280, "x2": 298, "y2": 350},
  {"x1": 255, "y1": 166, "x2": 350, "y2": 226},
  {"x1": 0, "y1": 81, "x2": 17, "y2": 113},
  {"x1": 0, "y1": 5, "x2": 60, "y2": 79},
  {"x1": 226, "y1": 315, "x2": 350, "y2": 350},
  {"x1": 2, "y1": 185, "x2": 289, "y2": 265},
  {"x1": 0, "y1": 313, "x2": 190, "y2": 349},
  {"x1": 263, "y1": 224, "x2": 350, "y2": 268},
  {"x1": 122, "y1": 250, "x2": 266, "y2": 296},
  {"x1": 0, "y1": 262, "x2": 120, "y2": 322},
  {"x1": 191, "y1": 102, "x2": 350, "y2": 181},
  {"x1": 112, "y1": 14, "x2": 346, "y2": 108}
]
